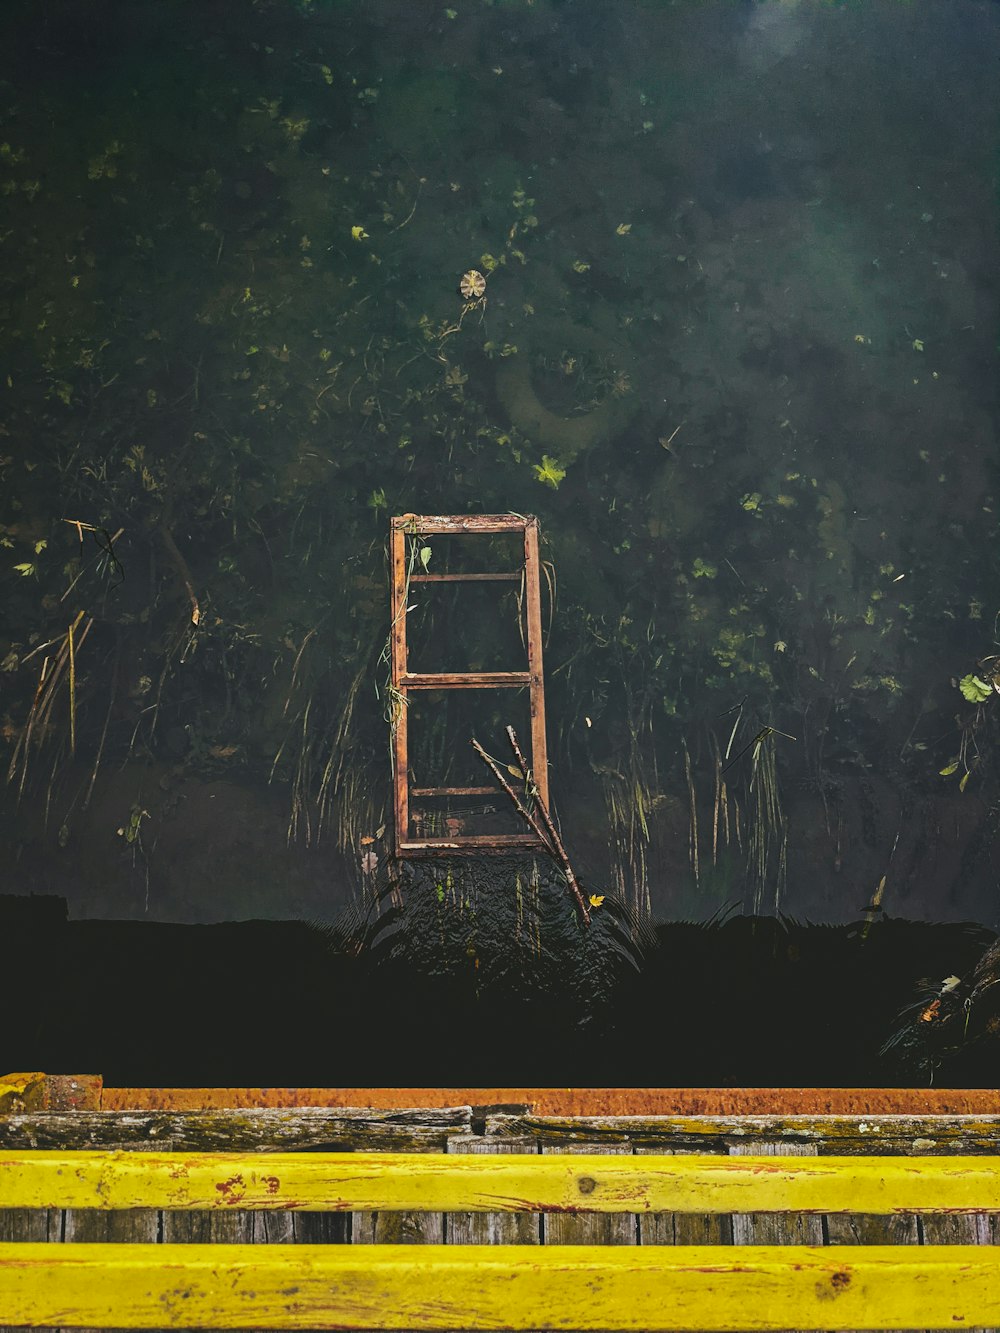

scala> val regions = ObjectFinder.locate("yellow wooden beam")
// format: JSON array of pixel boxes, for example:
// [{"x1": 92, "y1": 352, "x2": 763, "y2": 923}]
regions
[
  {"x1": 3, "y1": 1150, "x2": 1000, "y2": 1213},
  {"x1": 1, "y1": 1242, "x2": 999, "y2": 1330}
]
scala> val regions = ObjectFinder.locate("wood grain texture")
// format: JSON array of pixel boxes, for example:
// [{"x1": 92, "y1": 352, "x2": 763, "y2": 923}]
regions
[
  {"x1": 484, "y1": 1111, "x2": 1000, "y2": 1149},
  {"x1": 446, "y1": 1137, "x2": 540, "y2": 1246},
  {"x1": 636, "y1": 1144, "x2": 732, "y2": 1247},
  {"x1": 0, "y1": 1107, "x2": 472, "y2": 1151},
  {"x1": 540, "y1": 1143, "x2": 636, "y2": 1247},
  {"x1": 729, "y1": 1141, "x2": 825, "y2": 1247}
]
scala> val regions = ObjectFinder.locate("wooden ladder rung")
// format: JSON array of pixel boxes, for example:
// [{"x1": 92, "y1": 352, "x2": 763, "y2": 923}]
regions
[
  {"x1": 410, "y1": 786, "x2": 499, "y2": 798},
  {"x1": 409, "y1": 572, "x2": 522, "y2": 583},
  {"x1": 400, "y1": 671, "x2": 531, "y2": 689}
]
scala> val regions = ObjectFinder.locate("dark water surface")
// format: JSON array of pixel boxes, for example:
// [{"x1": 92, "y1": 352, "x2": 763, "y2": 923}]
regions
[{"x1": 2, "y1": 0, "x2": 999, "y2": 1083}]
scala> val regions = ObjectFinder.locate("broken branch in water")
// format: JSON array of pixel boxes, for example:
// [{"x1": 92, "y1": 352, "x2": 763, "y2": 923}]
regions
[
  {"x1": 472, "y1": 730, "x2": 590, "y2": 926},
  {"x1": 505, "y1": 725, "x2": 590, "y2": 926}
]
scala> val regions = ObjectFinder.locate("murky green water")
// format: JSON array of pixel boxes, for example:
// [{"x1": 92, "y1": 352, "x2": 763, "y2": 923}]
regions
[{"x1": 2, "y1": 0, "x2": 1000, "y2": 1081}]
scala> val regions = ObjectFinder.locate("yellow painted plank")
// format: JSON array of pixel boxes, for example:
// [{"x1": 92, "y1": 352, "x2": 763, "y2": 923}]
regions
[
  {"x1": 1, "y1": 1243, "x2": 1000, "y2": 1330},
  {"x1": 3, "y1": 1151, "x2": 1000, "y2": 1214}
]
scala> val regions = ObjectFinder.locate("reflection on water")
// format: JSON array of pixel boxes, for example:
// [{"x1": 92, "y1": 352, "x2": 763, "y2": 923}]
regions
[
  {"x1": 1, "y1": 0, "x2": 999, "y2": 1078},
  {"x1": 5, "y1": 887, "x2": 999, "y2": 1086}
]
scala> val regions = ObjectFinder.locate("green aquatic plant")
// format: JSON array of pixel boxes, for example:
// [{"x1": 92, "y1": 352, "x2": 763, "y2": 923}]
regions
[
  {"x1": 533, "y1": 455, "x2": 566, "y2": 489},
  {"x1": 960, "y1": 674, "x2": 993, "y2": 704}
]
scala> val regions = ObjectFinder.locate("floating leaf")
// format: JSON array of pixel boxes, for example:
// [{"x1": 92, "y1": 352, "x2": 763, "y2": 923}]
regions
[
  {"x1": 507, "y1": 764, "x2": 524, "y2": 780},
  {"x1": 939, "y1": 761, "x2": 960, "y2": 776},
  {"x1": 351, "y1": 225, "x2": 369, "y2": 241},
  {"x1": 615, "y1": 223, "x2": 632, "y2": 236},
  {"x1": 419, "y1": 545, "x2": 432, "y2": 571},
  {"x1": 588, "y1": 894, "x2": 605, "y2": 908},
  {"x1": 533, "y1": 455, "x2": 566, "y2": 489},
  {"x1": 959, "y1": 674, "x2": 992, "y2": 703},
  {"x1": 959, "y1": 770, "x2": 971, "y2": 793}
]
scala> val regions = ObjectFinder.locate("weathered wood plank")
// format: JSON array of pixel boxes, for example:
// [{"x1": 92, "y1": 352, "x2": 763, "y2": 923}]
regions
[
  {"x1": 445, "y1": 1137, "x2": 540, "y2": 1246},
  {"x1": 0, "y1": 1073, "x2": 102, "y2": 1114},
  {"x1": 485, "y1": 1112, "x2": 1000, "y2": 1150},
  {"x1": 824, "y1": 1209, "x2": 921, "y2": 1246},
  {"x1": 821, "y1": 1213, "x2": 924, "y2": 1333},
  {"x1": 635, "y1": 1145, "x2": 732, "y2": 1247},
  {"x1": 56, "y1": 1208, "x2": 160, "y2": 1333},
  {"x1": 6, "y1": 1149, "x2": 1000, "y2": 1213},
  {"x1": 0, "y1": 1107, "x2": 472, "y2": 1151},
  {"x1": 351, "y1": 1208, "x2": 444, "y2": 1245},
  {"x1": 0, "y1": 1206, "x2": 57, "y2": 1242},
  {"x1": 390, "y1": 515, "x2": 530, "y2": 534},
  {"x1": 541, "y1": 1143, "x2": 635, "y2": 1246},
  {"x1": 0, "y1": 1206, "x2": 59, "y2": 1333},
  {"x1": 729, "y1": 1141, "x2": 824, "y2": 1244},
  {"x1": 3, "y1": 1242, "x2": 1000, "y2": 1330},
  {"x1": 351, "y1": 1133, "x2": 445, "y2": 1251},
  {"x1": 918, "y1": 1211, "x2": 997, "y2": 1333}
]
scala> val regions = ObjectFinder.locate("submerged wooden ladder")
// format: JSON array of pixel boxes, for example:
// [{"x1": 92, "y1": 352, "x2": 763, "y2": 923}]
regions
[
  {"x1": 2, "y1": 1147, "x2": 1000, "y2": 1328},
  {"x1": 389, "y1": 513, "x2": 549, "y2": 856}
]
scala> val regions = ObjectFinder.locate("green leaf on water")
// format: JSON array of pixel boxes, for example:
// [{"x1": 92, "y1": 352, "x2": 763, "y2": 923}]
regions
[
  {"x1": 533, "y1": 455, "x2": 566, "y2": 489},
  {"x1": 419, "y1": 545, "x2": 432, "y2": 571},
  {"x1": 939, "y1": 761, "x2": 960, "y2": 776},
  {"x1": 959, "y1": 674, "x2": 992, "y2": 704}
]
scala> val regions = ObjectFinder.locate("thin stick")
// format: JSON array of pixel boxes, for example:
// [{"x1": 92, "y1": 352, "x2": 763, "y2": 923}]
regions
[
  {"x1": 504, "y1": 725, "x2": 589, "y2": 925},
  {"x1": 159, "y1": 523, "x2": 201, "y2": 626},
  {"x1": 84, "y1": 647, "x2": 117, "y2": 810},
  {"x1": 67, "y1": 617, "x2": 76, "y2": 756},
  {"x1": 473, "y1": 733, "x2": 593, "y2": 931},
  {"x1": 683, "y1": 739, "x2": 700, "y2": 888},
  {"x1": 471, "y1": 738, "x2": 554, "y2": 855}
]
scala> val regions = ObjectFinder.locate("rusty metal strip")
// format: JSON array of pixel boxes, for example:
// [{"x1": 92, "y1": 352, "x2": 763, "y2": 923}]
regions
[{"x1": 94, "y1": 1088, "x2": 1000, "y2": 1115}]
